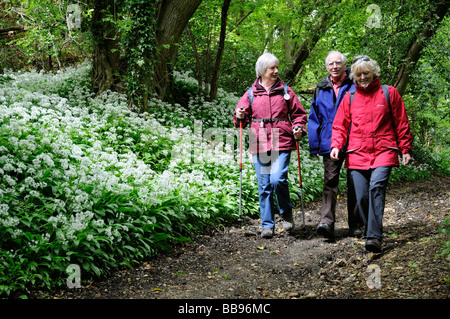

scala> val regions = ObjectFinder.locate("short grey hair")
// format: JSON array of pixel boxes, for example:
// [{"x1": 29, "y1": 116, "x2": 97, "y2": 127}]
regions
[
  {"x1": 325, "y1": 51, "x2": 347, "y2": 66},
  {"x1": 350, "y1": 55, "x2": 381, "y2": 80},
  {"x1": 255, "y1": 53, "x2": 279, "y2": 77}
]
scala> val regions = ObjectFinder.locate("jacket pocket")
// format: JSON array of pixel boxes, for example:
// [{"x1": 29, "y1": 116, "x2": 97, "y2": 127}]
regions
[
  {"x1": 346, "y1": 136, "x2": 361, "y2": 153},
  {"x1": 346, "y1": 145, "x2": 361, "y2": 153},
  {"x1": 376, "y1": 134, "x2": 398, "y2": 151}
]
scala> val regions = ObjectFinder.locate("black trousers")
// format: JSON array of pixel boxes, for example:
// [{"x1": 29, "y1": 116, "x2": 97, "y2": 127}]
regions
[{"x1": 320, "y1": 154, "x2": 361, "y2": 229}]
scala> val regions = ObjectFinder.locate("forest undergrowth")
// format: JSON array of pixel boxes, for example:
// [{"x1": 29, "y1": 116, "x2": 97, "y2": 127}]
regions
[{"x1": 0, "y1": 64, "x2": 447, "y2": 299}]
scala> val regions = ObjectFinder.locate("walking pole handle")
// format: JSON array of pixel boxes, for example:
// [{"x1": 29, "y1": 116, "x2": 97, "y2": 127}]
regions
[
  {"x1": 293, "y1": 125, "x2": 303, "y2": 141},
  {"x1": 237, "y1": 107, "x2": 244, "y2": 121}
]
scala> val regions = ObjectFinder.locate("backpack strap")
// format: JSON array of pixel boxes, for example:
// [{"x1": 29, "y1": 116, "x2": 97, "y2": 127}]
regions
[
  {"x1": 381, "y1": 85, "x2": 396, "y2": 133},
  {"x1": 283, "y1": 83, "x2": 292, "y2": 124},
  {"x1": 381, "y1": 85, "x2": 391, "y2": 109},
  {"x1": 248, "y1": 87, "x2": 254, "y2": 124},
  {"x1": 248, "y1": 83, "x2": 292, "y2": 124},
  {"x1": 349, "y1": 89, "x2": 356, "y2": 106},
  {"x1": 282, "y1": 83, "x2": 289, "y2": 98},
  {"x1": 349, "y1": 85, "x2": 395, "y2": 130},
  {"x1": 349, "y1": 85, "x2": 390, "y2": 109}
]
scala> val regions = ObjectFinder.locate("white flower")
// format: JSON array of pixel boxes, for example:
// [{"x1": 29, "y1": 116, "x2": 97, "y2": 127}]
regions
[{"x1": 0, "y1": 204, "x2": 9, "y2": 216}]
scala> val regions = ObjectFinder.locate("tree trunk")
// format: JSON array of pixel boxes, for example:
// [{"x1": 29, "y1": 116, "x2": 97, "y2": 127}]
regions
[
  {"x1": 187, "y1": 22, "x2": 203, "y2": 97},
  {"x1": 153, "y1": 0, "x2": 203, "y2": 101},
  {"x1": 392, "y1": 1, "x2": 449, "y2": 96},
  {"x1": 208, "y1": 0, "x2": 231, "y2": 101},
  {"x1": 91, "y1": 0, "x2": 121, "y2": 95},
  {"x1": 282, "y1": 1, "x2": 336, "y2": 85}
]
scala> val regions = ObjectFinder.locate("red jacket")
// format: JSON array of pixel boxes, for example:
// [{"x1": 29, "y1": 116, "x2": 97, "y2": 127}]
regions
[
  {"x1": 331, "y1": 78, "x2": 412, "y2": 169},
  {"x1": 234, "y1": 78, "x2": 307, "y2": 154}
]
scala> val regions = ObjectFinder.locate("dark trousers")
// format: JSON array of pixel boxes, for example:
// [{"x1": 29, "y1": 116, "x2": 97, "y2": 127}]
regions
[
  {"x1": 349, "y1": 167, "x2": 392, "y2": 240},
  {"x1": 320, "y1": 154, "x2": 360, "y2": 228}
]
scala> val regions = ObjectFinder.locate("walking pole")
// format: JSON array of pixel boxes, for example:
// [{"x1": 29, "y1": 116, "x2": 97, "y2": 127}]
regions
[
  {"x1": 294, "y1": 126, "x2": 306, "y2": 230},
  {"x1": 238, "y1": 107, "x2": 244, "y2": 222}
]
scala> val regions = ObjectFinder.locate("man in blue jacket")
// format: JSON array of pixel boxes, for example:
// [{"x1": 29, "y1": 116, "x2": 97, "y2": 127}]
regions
[{"x1": 308, "y1": 51, "x2": 362, "y2": 239}]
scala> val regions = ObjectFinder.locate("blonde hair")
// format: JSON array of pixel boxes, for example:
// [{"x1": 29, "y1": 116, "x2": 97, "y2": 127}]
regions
[{"x1": 350, "y1": 55, "x2": 380, "y2": 81}]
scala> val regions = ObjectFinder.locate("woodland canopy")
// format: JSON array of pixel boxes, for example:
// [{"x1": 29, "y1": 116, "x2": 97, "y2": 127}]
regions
[{"x1": 1, "y1": 0, "x2": 449, "y2": 151}]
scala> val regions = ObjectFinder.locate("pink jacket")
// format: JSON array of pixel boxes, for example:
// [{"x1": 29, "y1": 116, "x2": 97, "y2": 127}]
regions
[
  {"x1": 234, "y1": 78, "x2": 307, "y2": 154},
  {"x1": 331, "y1": 78, "x2": 412, "y2": 169}
]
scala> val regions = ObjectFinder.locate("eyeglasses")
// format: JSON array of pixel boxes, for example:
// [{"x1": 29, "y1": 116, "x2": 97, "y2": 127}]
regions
[
  {"x1": 352, "y1": 57, "x2": 370, "y2": 64},
  {"x1": 327, "y1": 61, "x2": 342, "y2": 67}
]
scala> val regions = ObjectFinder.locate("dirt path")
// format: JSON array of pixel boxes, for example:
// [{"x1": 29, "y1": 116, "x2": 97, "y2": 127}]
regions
[{"x1": 38, "y1": 175, "x2": 449, "y2": 301}]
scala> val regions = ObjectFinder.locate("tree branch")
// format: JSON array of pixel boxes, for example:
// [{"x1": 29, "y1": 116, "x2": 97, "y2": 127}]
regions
[
  {"x1": 228, "y1": 10, "x2": 253, "y2": 33},
  {"x1": 392, "y1": 1, "x2": 450, "y2": 95},
  {"x1": 0, "y1": 26, "x2": 28, "y2": 38}
]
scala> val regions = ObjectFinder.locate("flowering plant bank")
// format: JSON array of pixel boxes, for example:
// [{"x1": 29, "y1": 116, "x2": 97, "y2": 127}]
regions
[{"x1": 0, "y1": 64, "x2": 427, "y2": 296}]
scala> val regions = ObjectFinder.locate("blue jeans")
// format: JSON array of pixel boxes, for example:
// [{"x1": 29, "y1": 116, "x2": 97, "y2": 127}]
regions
[
  {"x1": 253, "y1": 150, "x2": 293, "y2": 229},
  {"x1": 350, "y1": 167, "x2": 392, "y2": 240}
]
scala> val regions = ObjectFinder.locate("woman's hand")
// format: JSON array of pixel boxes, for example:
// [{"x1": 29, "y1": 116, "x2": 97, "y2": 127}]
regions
[
  {"x1": 292, "y1": 126, "x2": 303, "y2": 140},
  {"x1": 330, "y1": 148, "x2": 340, "y2": 161},
  {"x1": 402, "y1": 153, "x2": 411, "y2": 165},
  {"x1": 236, "y1": 107, "x2": 245, "y2": 120}
]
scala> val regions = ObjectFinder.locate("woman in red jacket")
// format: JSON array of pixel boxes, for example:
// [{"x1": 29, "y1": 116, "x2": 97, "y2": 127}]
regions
[
  {"x1": 234, "y1": 53, "x2": 307, "y2": 238},
  {"x1": 330, "y1": 55, "x2": 412, "y2": 252}
]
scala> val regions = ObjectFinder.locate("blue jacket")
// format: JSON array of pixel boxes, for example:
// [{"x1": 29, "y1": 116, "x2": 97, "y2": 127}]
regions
[{"x1": 308, "y1": 69, "x2": 354, "y2": 155}]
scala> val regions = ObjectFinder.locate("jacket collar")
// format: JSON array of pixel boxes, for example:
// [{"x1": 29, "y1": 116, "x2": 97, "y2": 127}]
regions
[
  {"x1": 355, "y1": 77, "x2": 381, "y2": 93},
  {"x1": 317, "y1": 67, "x2": 352, "y2": 89},
  {"x1": 253, "y1": 77, "x2": 284, "y2": 93}
]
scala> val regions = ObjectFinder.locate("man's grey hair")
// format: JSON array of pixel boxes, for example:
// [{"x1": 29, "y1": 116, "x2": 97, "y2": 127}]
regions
[
  {"x1": 325, "y1": 51, "x2": 347, "y2": 66},
  {"x1": 255, "y1": 53, "x2": 279, "y2": 78}
]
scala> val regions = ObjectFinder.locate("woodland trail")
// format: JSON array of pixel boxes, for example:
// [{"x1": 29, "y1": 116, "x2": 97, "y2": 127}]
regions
[{"x1": 35, "y1": 175, "x2": 449, "y2": 307}]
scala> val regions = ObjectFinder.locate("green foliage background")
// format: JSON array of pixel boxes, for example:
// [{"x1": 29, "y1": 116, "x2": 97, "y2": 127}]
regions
[{"x1": 0, "y1": 0, "x2": 448, "y2": 297}]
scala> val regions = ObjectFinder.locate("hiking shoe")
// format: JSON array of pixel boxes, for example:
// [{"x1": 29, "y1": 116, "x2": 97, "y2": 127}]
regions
[
  {"x1": 282, "y1": 212, "x2": 295, "y2": 231},
  {"x1": 365, "y1": 238, "x2": 382, "y2": 253},
  {"x1": 261, "y1": 228, "x2": 274, "y2": 238},
  {"x1": 348, "y1": 227, "x2": 363, "y2": 238},
  {"x1": 317, "y1": 223, "x2": 334, "y2": 239}
]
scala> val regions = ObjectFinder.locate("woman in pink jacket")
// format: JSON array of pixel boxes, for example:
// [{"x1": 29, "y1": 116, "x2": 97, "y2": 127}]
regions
[
  {"x1": 234, "y1": 53, "x2": 307, "y2": 238},
  {"x1": 330, "y1": 55, "x2": 412, "y2": 252}
]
